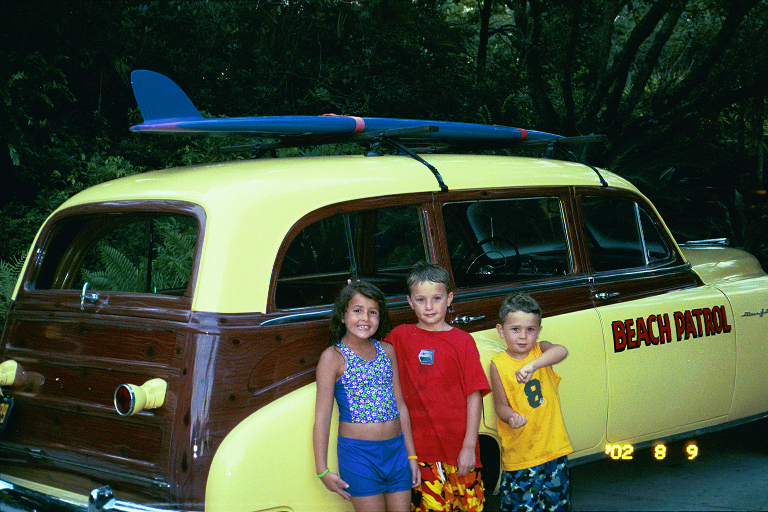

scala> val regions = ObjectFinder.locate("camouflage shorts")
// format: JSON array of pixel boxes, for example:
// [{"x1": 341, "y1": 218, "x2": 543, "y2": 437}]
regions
[{"x1": 498, "y1": 456, "x2": 570, "y2": 512}]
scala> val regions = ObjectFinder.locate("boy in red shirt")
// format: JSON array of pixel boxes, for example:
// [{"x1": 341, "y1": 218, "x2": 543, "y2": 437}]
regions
[{"x1": 386, "y1": 262, "x2": 490, "y2": 511}]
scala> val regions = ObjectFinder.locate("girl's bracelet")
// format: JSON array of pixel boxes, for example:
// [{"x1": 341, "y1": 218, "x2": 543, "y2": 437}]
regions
[
  {"x1": 316, "y1": 468, "x2": 330, "y2": 478},
  {"x1": 407, "y1": 455, "x2": 418, "y2": 460}
]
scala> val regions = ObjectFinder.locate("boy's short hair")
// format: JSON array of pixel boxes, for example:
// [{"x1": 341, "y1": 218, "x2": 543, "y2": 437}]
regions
[
  {"x1": 407, "y1": 261, "x2": 451, "y2": 295},
  {"x1": 499, "y1": 293, "x2": 542, "y2": 324}
]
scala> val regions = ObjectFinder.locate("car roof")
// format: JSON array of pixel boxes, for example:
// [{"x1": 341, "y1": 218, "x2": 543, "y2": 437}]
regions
[{"x1": 54, "y1": 154, "x2": 640, "y2": 313}]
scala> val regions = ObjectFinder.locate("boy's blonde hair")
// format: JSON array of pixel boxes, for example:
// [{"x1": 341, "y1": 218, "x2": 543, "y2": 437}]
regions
[
  {"x1": 499, "y1": 293, "x2": 542, "y2": 324},
  {"x1": 406, "y1": 261, "x2": 451, "y2": 295}
]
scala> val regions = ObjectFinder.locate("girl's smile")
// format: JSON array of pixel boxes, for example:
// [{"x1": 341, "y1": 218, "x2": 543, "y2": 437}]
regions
[{"x1": 342, "y1": 293, "x2": 380, "y2": 342}]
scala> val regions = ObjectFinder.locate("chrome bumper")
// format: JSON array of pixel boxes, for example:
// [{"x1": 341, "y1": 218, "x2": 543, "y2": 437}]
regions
[{"x1": 0, "y1": 478, "x2": 200, "y2": 512}]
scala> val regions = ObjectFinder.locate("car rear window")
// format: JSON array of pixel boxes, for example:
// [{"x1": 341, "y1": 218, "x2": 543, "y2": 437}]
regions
[{"x1": 31, "y1": 212, "x2": 198, "y2": 296}]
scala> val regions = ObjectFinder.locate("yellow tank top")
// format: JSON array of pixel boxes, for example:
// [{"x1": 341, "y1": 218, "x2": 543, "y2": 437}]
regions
[{"x1": 492, "y1": 344, "x2": 573, "y2": 471}]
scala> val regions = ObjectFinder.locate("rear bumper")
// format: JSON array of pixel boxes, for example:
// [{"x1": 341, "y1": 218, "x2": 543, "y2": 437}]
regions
[{"x1": 0, "y1": 478, "x2": 198, "y2": 512}]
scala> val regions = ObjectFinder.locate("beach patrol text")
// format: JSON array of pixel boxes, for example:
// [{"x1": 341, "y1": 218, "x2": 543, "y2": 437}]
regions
[{"x1": 612, "y1": 305, "x2": 731, "y2": 352}]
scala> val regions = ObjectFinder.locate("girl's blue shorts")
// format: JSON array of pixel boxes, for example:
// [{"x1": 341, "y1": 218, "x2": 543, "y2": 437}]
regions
[{"x1": 337, "y1": 432, "x2": 412, "y2": 497}]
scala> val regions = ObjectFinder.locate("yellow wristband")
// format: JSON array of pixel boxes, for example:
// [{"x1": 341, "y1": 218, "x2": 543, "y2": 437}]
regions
[
  {"x1": 317, "y1": 469, "x2": 329, "y2": 478},
  {"x1": 407, "y1": 455, "x2": 418, "y2": 460}
]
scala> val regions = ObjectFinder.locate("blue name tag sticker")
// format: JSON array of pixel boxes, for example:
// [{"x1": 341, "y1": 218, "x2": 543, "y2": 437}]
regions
[{"x1": 418, "y1": 349, "x2": 435, "y2": 365}]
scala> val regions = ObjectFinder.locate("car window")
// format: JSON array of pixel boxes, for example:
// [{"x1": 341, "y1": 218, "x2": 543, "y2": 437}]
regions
[
  {"x1": 275, "y1": 204, "x2": 426, "y2": 309},
  {"x1": 32, "y1": 213, "x2": 198, "y2": 296},
  {"x1": 581, "y1": 196, "x2": 672, "y2": 272},
  {"x1": 443, "y1": 197, "x2": 571, "y2": 289}
]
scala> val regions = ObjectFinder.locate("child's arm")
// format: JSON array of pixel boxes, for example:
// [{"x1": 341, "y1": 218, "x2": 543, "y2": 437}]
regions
[
  {"x1": 490, "y1": 361, "x2": 528, "y2": 429},
  {"x1": 516, "y1": 340, "x2": 568, "y2": 384},
  {"x1": 312, "y1": 347, "x2": 351, "y2": 500},
  {"x1": 457, "y1": 390, "x2": 483, "y2": 476},
  {"x1": 384, "y1": 342, "x2": 421, "y2": 488}
]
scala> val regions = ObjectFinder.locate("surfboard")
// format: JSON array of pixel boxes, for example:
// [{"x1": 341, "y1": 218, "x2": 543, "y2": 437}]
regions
[{"x1": 129, "y1": 70, "x2": 563, "y2": 143}]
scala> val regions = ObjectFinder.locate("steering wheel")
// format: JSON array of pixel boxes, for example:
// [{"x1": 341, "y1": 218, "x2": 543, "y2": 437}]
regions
[{"x1": 456, "y1": 236, "x2": 520, "y2": 275}]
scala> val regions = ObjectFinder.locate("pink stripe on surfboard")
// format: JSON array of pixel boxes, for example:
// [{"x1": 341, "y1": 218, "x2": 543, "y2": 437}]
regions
[{"x1": 322, "y1": 114, "x2": 365, "y2": 134}]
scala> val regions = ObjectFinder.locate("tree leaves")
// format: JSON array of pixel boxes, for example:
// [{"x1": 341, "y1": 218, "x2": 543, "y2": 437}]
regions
[{"x1": 0, "y1": 0, "x2": 766, "y2": 270}]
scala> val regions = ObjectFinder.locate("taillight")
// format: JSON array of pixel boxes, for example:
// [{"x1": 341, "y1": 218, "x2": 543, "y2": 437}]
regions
[
  {"x1": 114, "y1": 384, "x2": 136, "y2": 416},
  {"x1": 114, "y1": 378, "x2": 167, "y2": 416}
]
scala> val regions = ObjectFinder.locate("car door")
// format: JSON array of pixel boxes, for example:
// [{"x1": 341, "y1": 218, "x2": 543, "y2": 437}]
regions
[
  {"x1": 435, "y1": 188, "x2": 607, "y2": 455},
  {"x1": 577, "y1": 189, "x2": 736, "y2": 443}
]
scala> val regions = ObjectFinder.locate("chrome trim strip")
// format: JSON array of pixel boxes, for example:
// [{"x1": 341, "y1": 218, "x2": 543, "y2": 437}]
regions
[
  {"x1": 0, "y1": 446, "x2": 170, "y2": 489},
  {"x1": 589, "y1": 263, "x2": 693, "y2": 284},
  {"x1": 679, "y1": 238, "x2": 729, "y2": 247},
  {"x1": 263, "y1": 265, "x2": 691, "y2": 326},
  {"x1": 0, "y1": 477, "x2": 202, "y2": 512},
  {"x1": 263, "y1": 297, "x2": 412, "y2": 326},
  {"x1": 260, "y1": 308, "x2": 333, "y2": 326}
]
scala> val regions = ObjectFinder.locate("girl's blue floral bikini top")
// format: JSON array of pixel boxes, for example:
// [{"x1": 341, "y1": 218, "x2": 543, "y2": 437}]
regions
[{"x1": 334, "y1": 339, "x2": 400, "y2": 423}]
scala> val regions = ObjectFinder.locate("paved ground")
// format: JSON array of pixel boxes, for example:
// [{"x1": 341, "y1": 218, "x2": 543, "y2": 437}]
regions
[{"x1": 486, "y1": 416, "x2": 768, "y2": 511}]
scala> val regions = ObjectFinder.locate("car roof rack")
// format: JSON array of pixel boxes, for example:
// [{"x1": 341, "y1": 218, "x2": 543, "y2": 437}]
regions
[{"x1": 129, "y1": 70, "x2": 608, "y2": 191}]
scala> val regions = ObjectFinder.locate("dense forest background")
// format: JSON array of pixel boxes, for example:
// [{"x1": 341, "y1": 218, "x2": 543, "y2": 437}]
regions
[{"x1": 1, "y1": 0, "x2": 767, "y2": 312}]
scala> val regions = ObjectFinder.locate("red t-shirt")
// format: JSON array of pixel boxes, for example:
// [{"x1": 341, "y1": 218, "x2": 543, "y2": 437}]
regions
[{"x1": 386, "y1": 324, "x2": 490, "y2": 466}]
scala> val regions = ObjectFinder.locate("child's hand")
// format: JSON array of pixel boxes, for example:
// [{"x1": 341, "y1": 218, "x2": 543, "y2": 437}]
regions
[
  {"x1": 409, "y1": 458, "x2": 421, "y2": 488},
  {"x1": 456, "y1": 446, "x2": 477, "y2": 477},
  {"x1": 320, "y1": 471, "x2": 351, "y2": 500},
  {"x1": 508, "y1": 412, "x2": 527, "y2": 429},
  {"x1": 516, "y1": 362, "x2": 535, "y2": 383}
]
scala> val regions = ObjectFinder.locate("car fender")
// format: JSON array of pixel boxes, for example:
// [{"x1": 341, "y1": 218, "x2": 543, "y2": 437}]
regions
[
  {"x1": 206, "y1": 383, "x2": 352, "y2": 512},
  {"x1": 711, "y1": 275, "x2": 768, "y2": 419}
]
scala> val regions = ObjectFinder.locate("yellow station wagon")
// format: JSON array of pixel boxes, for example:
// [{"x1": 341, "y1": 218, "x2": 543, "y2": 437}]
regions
[{"x1": 1, "y1": 72, "x2": 767, "y2": 512}]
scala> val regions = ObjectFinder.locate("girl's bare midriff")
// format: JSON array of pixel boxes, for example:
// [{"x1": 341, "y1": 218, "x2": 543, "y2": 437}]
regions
[{"x1": 339, "y1": 417, "x2": 403, "y2": 441}]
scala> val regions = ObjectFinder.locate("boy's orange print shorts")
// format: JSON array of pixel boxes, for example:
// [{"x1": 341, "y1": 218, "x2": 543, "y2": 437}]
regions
[{"x1": 412, "y1": 461, "x2": 485, "y2": 511}]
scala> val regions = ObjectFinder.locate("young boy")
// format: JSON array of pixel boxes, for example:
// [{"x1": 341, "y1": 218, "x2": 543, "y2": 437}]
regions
[
  {"x1": 385, "y1": 261, "x2": 490, "y2": 512},
  {"x1": 490, "y1": 293, "x2": 572, "y2": 512}
]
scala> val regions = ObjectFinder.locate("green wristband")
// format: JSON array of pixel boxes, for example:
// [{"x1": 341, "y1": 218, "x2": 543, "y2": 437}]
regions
[{"x1": 317, "y1": 468, "x2": 329, "y2": 478}]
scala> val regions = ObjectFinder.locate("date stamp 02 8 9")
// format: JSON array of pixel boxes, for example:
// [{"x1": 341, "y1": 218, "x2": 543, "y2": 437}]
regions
[{"x1": 605, "y1": 441, "x2": 699, "y2": 461}]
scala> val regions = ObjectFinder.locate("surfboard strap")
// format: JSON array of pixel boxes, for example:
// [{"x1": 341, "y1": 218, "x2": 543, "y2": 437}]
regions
[{"x1": 322, "y1": 114, "x2": 365, "y2": 134}]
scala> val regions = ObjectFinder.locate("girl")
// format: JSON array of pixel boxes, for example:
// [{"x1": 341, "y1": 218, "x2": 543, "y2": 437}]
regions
[{"x1": 313, "y1": 281, "x2": 420, "y2": 512}]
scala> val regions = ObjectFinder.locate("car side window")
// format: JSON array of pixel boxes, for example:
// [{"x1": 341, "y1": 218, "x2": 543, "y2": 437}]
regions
[
  {"x1": 443, "y1": 197, "x2": 571, "y2": 289},
  {"x1": 581, "y1": 196, "x2": 672, "y2": 272},
  {"x1": 275, "y1": 204, "x2": 426, "y2": 309},
  {"x1": 32, "y1": 213, "x2": 198, "y2": 296}
]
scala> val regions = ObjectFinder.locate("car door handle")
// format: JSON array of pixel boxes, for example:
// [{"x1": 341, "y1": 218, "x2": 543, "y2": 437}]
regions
[
  {"x1": 454, "y1": 315, "x2": 486, "y2": 324},
  {"x1": 593, "y1": 292, "x2": 620, "y2": 300},
  {"x1": 80, "y1": 282, "x2": 99, "y2": 310}
]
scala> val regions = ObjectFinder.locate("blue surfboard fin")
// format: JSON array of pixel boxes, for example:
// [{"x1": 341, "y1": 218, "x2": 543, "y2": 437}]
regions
[{"x1": 131, "y1": 70, "x2": 203, "y2": 123}]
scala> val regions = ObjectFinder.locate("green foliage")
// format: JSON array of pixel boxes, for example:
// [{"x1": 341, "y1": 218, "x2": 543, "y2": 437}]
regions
[
  {"x1": 82, "y1": 243, "x2": 145, "y2": 293},
  {"x1": 80, "y1": 216, "x2": 196, "y2": 294},
  {"x1": 153, "y1": 217, "x2": 198, "y2": 290},
  {"x1": 0, "y1": 254, "x2": 25, "y2": 322}
]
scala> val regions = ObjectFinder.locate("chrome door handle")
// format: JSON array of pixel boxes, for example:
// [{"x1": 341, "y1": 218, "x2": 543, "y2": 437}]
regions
[
  {"x1": 593, "y1": 292, "x2": 620, "y2": 300},
  {"x1": 454, "y1": 315, "x2": 486, "y2": 324},
  {"x1": 80, "y1": 282, "x2": 99, "y2": 310}
]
